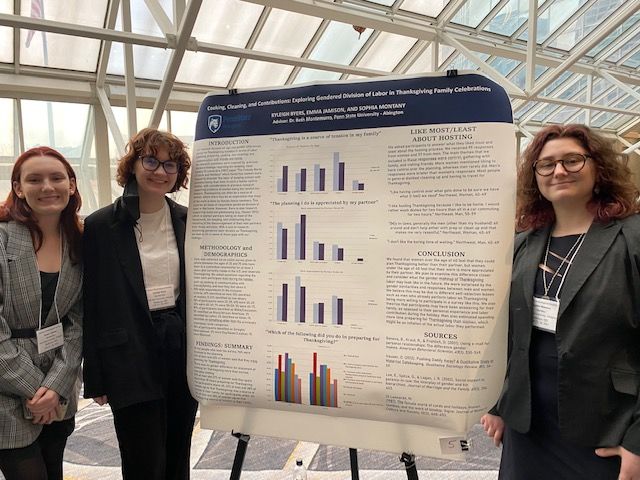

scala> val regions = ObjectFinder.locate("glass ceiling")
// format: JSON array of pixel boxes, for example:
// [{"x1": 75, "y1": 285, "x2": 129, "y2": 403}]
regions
[{"x1": 0, "y1": 0, "x2": 639, "y2": 135}]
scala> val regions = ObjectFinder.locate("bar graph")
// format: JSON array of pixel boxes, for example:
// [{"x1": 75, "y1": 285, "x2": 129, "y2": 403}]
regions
[
  {"x1": 276, "y1": 276, "x2": 344, "y2": 324},
  {"x1": 274, "y1": 352, "x2": 302, "y2": 403},
  {"x1": 276, "y1": 152, "x2": 365, "y2": 193},
  {"x1": 276, "y1": 214, "x2": 346, "y2": 262},
  {"x1": 309, "y1": 352, "x2": 338, "y2": 408}
]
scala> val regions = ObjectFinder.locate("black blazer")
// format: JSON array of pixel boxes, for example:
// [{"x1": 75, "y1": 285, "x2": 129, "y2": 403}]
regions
[
  {"x1": 495, "y1": 215, "x2": 640, "y2": 454},
  {"x1": 82, "y1": 195, "x2": 187, "y2": 410}
]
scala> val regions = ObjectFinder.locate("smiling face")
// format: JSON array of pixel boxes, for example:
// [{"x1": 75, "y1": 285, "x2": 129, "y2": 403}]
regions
[
  {"x1": 535, "y1": 137, "x2": 597, "y2": 210},
  {"x1": 133, "y1": 146, "x2": 178, "y2": 200},
  {"x1": 13, "y1": 154, "x2": 76, "y2": 221}
]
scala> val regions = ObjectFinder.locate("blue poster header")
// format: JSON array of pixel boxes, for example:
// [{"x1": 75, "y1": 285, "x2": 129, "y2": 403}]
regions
[{"x1": 195, "y1": 73, "x2": 512, "y2": 140}]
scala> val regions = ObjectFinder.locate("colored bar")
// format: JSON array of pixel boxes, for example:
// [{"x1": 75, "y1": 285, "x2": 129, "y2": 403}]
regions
[
  {"x1": 284, "y1": 353, "x2": 290, "y2": 401},
  {"x1": 313, "y1": 352, "x2": 318, "y2": 405},
  {"x1": 352, "y1": 180, "x2": 359, "y2": 191},
  {"x1": 320, "y1": 365, "x2": 326, "y2": 406},
  {"x1": 333, "y1": 379, "x2": 338, "y2": 407},
  {"x1": 332, "y1": 295, "x2": 338, "y2": 324},
  {"x1": 295, "y1": 277, "x2": 301, "y2": 322},
  {"x1": 277, "y1": 178, "x2": 283, "y2": 192},
  {"x1": 300, "y1": 215, "x2": 306, "y2": 260},
  {"x1": 295, "y1": 222, "x2": 301, "y2": 260},
  {"x1": 309, "y1": 372, "x2": 315, "y2": 406},
  {"x1": 319, "y1": 168, "x2": 325, "y2": 191},
  {"x1": 337, "y1": 298, "x2": 343, "y2": 325},
  {"x1": 313, "y1": 303, "x2": 318, "y2": 323},
  {"x1": 281, "y1": 228, "x2": 287, "y2": 259},
  {"x1": 282, "y1": 166, "x2": 288, "y2": 192},
  {"x1": 318, "y1": 303, "x2": 324, "y2": 324},
  {"x1": 282, "y1": 283, "x2": 288, "y2": 321},
  {"x1": 319, "y1": 243, "x2": 324, "y2": 261},
  {"x1": 338, "y1": 162, "x2": 345, "y2": 191},
  {"x1": 333, "y1": 153, "x2": 339, "y2": 191},
  {"x1": 295, "y1": 172, "x2": 301, "y2": 192},
  {"x1": 314, "y1": 164, "x2": 320, "y2": 191},
  {"x1": 358, "y1": 183, "x2": 364, "y2": 191},
  {"x1": 297, "y1": 377, "x2": 302, "y2": 403},
  {"x1": 300, "y1": 286, "x2": 306, "y2": 323},
  {"x1": 277, "y1": 296, "x2": 282, "y2": 322},
  {"x1": 276, "y1": 223, "x2": 283, "y2": 259},
  {"x1": 326, "y1": 367, "x2": 331, "y2": 407},
  {"x1": 300, "y1": 168, "x2": 307, "y2": 191},
  {"x1": 332, "y1": 244, "x2": 338, "y2": 261},
  {"x1": 337, "y1": 248, "x2": 344, "y2": 261},
  {"x1": 313, "y1": 241, "x2": 319, "y2": 260}
]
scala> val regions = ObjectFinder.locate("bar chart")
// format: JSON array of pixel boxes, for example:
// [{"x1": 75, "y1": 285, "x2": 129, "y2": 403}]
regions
[
  {"x1": 273, "y1": 351, "x2": 339, "y2": 408},
  {"x1": 274, "y1": 352, "x2": 302, "y2": 403},
  {"x1": 276, "y1": 276, "x2": 344, "y2": 324},
  {"x1": 309, "y1": 352, "x2": 339, "y2": 408},
  {"x1": 276, "y1": 152, "x2": 367, "y2": 193},
  {"x1": 276, "y1": 214, "x2": 349, "y2": 262}
]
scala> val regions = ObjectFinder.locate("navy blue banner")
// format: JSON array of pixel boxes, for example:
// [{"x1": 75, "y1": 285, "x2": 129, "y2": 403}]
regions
[{"x1": 195, "y1": 74, "x2": 512, "y2": 141}]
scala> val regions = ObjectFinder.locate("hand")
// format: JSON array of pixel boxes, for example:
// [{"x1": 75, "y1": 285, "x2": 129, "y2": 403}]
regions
[
  {"x1": 596, "y1": 446, "x2": 640, "y2": 480},
  {"x1": 93, "y1": 395, "x2": 108, "y2": 406},
  {"x1": 26, "y1": 387, "x2": 60, "y2": 415},
  {"x1": 480, "y1": 413, "x2": 505, "y2": 447},
  {"x1": 32, "y1": 410, "x2": 55, "y2": 425}
]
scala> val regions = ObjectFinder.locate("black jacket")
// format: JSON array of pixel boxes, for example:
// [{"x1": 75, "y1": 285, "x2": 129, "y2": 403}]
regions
[
  {"x1": 82, "y1": 191, "x2": 187, "y2": 410},
  {"x1": 495, "y1": 215, "x2": 640, "y2": 454}
]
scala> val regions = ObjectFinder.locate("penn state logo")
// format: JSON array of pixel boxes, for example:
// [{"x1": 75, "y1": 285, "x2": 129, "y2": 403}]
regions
[{"x1": 208, "y1": 114, "x2": 222, "y2": 134}]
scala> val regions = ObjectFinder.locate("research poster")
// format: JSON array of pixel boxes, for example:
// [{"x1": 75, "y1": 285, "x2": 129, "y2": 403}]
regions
[{"x1": 187, "y1": 73, "x2": 516, "y2": 458}]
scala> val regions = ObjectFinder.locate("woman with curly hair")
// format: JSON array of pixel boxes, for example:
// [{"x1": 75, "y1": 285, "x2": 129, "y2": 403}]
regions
[
  {"x1": 0, "y1": 147, "x2": 83, "y2": 480},
  {"x1": 82, "y1": 128, "x2": 197, "y2": 480},
  {"x1": 481, "y1": 124, "x2": 640, "y2": 479}
]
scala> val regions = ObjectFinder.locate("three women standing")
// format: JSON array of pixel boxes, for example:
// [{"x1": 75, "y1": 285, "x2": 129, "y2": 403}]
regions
[
  {"x1": 82, "y1": 128, "x2": 197, "y2": 480},
  {"x1": 482, "y1": 124, "x2": 640, "y2": 479},
  {"x1": 0, "y1": 147, "x2": 83, "y2": 480}
]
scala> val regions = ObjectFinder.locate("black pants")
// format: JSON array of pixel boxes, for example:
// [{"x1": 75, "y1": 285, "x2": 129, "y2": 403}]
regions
[
  {"x1": 0, "y1": 417, "x2": 75, "y2": 480},
  {"x1": 111, "y1": 341, "x2": 198, "y2": 480}
]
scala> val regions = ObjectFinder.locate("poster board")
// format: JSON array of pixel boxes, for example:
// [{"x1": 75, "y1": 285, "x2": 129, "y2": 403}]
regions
[{"x1": 187, "y1": 73, "x2": 516, "y2": 458}]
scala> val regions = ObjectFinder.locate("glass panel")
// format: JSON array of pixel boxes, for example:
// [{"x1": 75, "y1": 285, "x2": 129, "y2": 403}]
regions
[
  {"x1": 587, "y1": 13, "x2": 640, "y2": 57},
  {"x1": 355, "y1": 32, "x2": 417, "y2": 71},
  {"x1": 170, "y1": 111, "x2": 198, "y2": 146},
  {"x1": 438, "y1": 44, "x2": 456, "y2": 68},
  {"x1": 405, "y1": 44, "x2": 434, "y2": 74},
  {"x1": 192, "y1": 0, "x2": 263, "y2": 47},
  {"x1": 612, "y1": 94, "x2": 638, "y2": 110},
  {"x1": 486, "y1": 0, "x2": 529, "y2": 36},
  {"x1": 309, "y1": 21, "x2": 373, "y2": 65},
  {"x1": 0, "y1": 98, "x2": 16, "y2": 197},
  {"x1": 591, "y1": 111, "x2": 616, "y2": 128},
  {"x1": 116, "y1": 0, "x2": 172, "y2": 36},
  {"x1": 451, "y1": 0, "x2": 501, "y2": 28},
  {"x1": 21, "y1": 0, "x2": 109, "y2": 28},
  {"x1": 594, "y1": 86, "x2": 625, "y2": 106},
  {"x1": 400, "y1": 0, "x2": 449, "y2": 17},
  {"x1": 107, "y1": 44, "x2": 171, "y2": 80},
  {"x1": 592, "y1": 78, "x2": 611, "y2": 98},
  {"x1": 623, "y1": 50, "x2": 640, "y2": 68},
  {"x1": 548, "y1": 106, "x2": 580, "y2": 123},
  {"x1": 540, "y1": 71, "x2": 573, "y2": 96},
  {"x1": 362, "y1": 0, "x2": 395, "y2": 6},
  {"x1": 523, "y1": 0, "x2": 591, "y2": 43},
  {"x1": 513, "y1": 100, "x2": 536, "y2": 119},
  {"x1": 608, "y1": 114, "x2": 634, "y2": 130},
  {"x1": 511, "y1": 65, "x2": 547, "y2": 89},
  {"x1": 489, "y1": 56, "x2": 520, "y2": 76},
  {"x1": 234, "y1": 60, "x2": 294, "y2": 89},
  {"x1": 0, "y1": 0, "x2": 11, "y2": 62},
  {"x1": 253, "y1": 9, "x2": 322, "y2": 57},
  {"x1": 604, "y1": 32, "x2": 640, "y2": 63},
  {"x1": 293, "y1": 68, "x2": 342, "y2": 85},
  {"x1": 176, "y1": 52, "x2": 239, "y2": 87},
  {"x1": 20, "y1": 31, "x2": 100, "y2": 71},
  {"x1": 548, "y1": 0, "x2": 625, "y2": 50},
  {"x1": 557, "y1": 75, "x2": 587, "y2": 100},
  {"x1": 532, "y1": 103, "x2": 560, "y2": 122},
  {"x1": 449, "y1": 52, "x2": 490, "y2": 70}
]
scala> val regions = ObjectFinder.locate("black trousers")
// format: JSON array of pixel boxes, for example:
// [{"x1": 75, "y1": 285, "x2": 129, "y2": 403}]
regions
[
  {"x1": 0, "y1": 417, "x2": 75, "y2": 480},
  {"x1": 111, "y1": 341, "x2": 198, "y2": 480}
]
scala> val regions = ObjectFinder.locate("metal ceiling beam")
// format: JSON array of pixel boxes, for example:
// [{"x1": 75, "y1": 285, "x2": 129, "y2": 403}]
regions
[
  {"x1": 149, "y1": 0, "x2": 202, "y2": 127},
  {"x1": 597, "y1": 68, "x2": 640, "y2": 104},
  {"x1": 96, "y1": 0, "x2": 120, "y2": 88},
  {"x1": 510, "y1": 0, "x2": 553, "y2": 40},
  {"x1": 437, "y1": 0, "x2": 467, "y2": 28},
  {"x1": 530, "y1": 1, "x2": 639, "y2": 98},
  {"x1": 440, "y1": 32, "x2": 525, "y2": 96},
  {"x1": 144, "y1": 0, "x2": 174, "y2": 35},
  {"x1": 96, "y1": 86, "x2": 125, "y2": 157},
  {"x1": 121, "y1": 0, "x2": 137, "y2": 138},
  {"x1": 475, "y1": 0, "x2": 510, "y2": 33},
  {"x1": 13, "y1": 0, "x2": 20, "y2": 75},
  {"x1": 525, "y1": 0, "x2": 537, "y2": 93},
  {"x1": 616, "y1": 41, "x2": 640, "y2": 67},
  {"x1": 173, "y1": 0, "x2": 184, "y2": 26},
  {"x1": 227, "y1": 6, "x2": 271, "y2": 89},
  {"x1": 395, "y1": 39, "x2": 429, "y2": 74},
  {"x1": 623, "y1": 138, "x2": 640, "y2": 155}
]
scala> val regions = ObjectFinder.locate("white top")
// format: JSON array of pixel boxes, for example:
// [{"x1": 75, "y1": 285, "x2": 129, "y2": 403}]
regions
[{"x1": 136, "y1": 202, "x2": 180, "y2": 306}]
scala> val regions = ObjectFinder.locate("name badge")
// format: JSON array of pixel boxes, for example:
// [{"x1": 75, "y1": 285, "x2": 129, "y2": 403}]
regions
[
  {"x1": 532, "y1": 296, "x2": 559, "y2": 333},
  {"x1": 147, "y1": 284, "x2": 176, "y2": 311},
  {"x1": 36, "y1": 323, "x2": 64, "y2": 354}
]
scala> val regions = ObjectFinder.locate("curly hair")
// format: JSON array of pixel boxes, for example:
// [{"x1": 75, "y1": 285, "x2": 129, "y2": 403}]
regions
[
  {"x1": 116, "y1": 128, "x2": 191, "y2": 193},
  {"x1": 516, "y1": 124, "x2": 639, "y2": 231},
  {"x1": 0, "y1": 146, "x2": 83, "y2": 263}
]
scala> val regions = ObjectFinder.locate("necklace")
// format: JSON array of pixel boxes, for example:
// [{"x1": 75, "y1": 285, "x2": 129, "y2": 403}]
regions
[{"x1": 541, "y1": 233, "x2": 585, "y2": 299}]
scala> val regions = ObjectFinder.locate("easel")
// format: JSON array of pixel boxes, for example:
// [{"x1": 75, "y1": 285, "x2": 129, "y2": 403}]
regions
[{"x1": 229, "y1": 434, "x2": 419, "y2": 479}]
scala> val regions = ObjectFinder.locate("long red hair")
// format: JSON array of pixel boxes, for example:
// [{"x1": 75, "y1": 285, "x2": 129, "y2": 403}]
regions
[{"x1": 0, "y1": 147, "x2": 83, "y2": 263}]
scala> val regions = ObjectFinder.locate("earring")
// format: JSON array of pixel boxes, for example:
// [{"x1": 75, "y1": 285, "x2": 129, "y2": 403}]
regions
[{"x1": 594, "y1": 185, "x2": 600, "y2": 195}]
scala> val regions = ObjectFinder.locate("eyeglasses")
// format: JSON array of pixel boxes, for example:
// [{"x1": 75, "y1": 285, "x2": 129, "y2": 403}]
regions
[
  {"x1": 533, "y1": 153, "x2": 590, "y2": 176},
  {"x1": 140, "y1": 156, "x2": 179, "y2": 174}
]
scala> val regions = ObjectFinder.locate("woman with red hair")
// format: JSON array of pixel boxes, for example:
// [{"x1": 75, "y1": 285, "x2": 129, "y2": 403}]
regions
[
  {"x1": 482, "y1": 125, "x2": 640, "y2": 479},
  {"x1": 0, "y1": 146, "x2": 83, "y2": 480}
]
